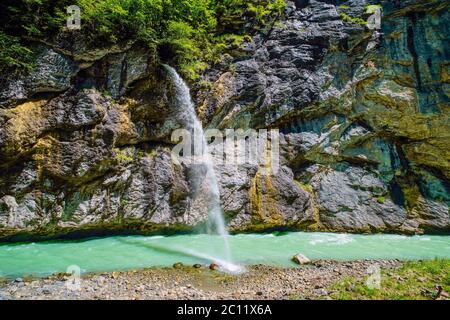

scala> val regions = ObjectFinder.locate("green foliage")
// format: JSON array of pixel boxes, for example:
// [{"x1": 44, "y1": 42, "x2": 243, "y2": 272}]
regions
[
  {"x1": 213, "y1": 0, "x2": 285, "y2": 31},
  {"x1": 0, "y1": 32, "x2": 34, "y2": 75},
  {"x1": 340, "y1": 12, "x2": 367, "y2": 26},
  {"x1": 365, "y1": 4, "x2": 382, "y2": 14},
  {"x1": 377, "y1": 196, "x2": 385, "y2": 204},
  {"x1": 330, "y1": 259, "x2": 450, "y2": 300},
  {"x1": 0, "y1": 0, "x2": 286, "y2": 79},
  {"x1": 113, "y1": 148, "x2": 134, "y2": 164}
]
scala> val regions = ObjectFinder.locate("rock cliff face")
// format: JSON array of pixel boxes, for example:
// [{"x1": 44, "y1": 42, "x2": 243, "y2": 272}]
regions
[{"x1": 0, "y1": 0, "x2": 448, "y2": 239}]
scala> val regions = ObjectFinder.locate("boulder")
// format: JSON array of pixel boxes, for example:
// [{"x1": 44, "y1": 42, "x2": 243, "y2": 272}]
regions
[{"x1": 292, "y1": 253, "x2": 311, "y2": 265}]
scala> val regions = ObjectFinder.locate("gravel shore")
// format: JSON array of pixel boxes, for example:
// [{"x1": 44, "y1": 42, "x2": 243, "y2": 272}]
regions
[{"x1": 0, "y1": 260, "x2": 401, "y2": 300}]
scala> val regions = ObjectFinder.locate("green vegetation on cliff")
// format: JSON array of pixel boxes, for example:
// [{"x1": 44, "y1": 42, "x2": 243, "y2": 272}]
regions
[
  {"x1": 0, "y1": 31, "x2": 34, "y2": 74},
  {"x1": 0, "y1": 0, "x2": 285, "y2": 79}
]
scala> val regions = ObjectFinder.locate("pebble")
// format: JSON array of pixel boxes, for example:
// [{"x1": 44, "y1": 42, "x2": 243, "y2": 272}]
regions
[{"x1": 314, "y1": 288, "x2": 328, "y2": 296}]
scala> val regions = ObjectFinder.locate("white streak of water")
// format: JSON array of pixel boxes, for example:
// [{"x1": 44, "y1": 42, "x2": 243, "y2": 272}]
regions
[{"x1": 164, "y1": 65, "x2": 241, "y2": 273}]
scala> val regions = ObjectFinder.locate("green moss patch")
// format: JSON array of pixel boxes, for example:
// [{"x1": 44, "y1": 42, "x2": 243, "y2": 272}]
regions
[{"x1": 330, "y1": 259, "x2": 450, "y2": 300}]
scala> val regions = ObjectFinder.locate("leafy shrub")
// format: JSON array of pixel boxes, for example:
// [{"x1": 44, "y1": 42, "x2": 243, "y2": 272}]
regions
[{"x1": 0, "y1": 32, "x2": 34, "y2": 75}]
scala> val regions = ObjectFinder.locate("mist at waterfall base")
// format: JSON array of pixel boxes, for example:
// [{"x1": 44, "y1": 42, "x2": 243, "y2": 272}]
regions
[
  {"x1": 163, "y1": 65, "x2": 241, "y2": 273},
  {"x1": 1, "y1": 232, "x2": 449, "y2": 279}
]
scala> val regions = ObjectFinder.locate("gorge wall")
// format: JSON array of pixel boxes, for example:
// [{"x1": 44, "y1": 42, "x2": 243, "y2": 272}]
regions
[{"x1": 0, "y1": 0, "x2": 449, "y2": 240}]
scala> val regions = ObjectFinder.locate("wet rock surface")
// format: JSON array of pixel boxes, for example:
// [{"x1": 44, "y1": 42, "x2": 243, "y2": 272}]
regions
[
  {"x1": 0, "y1": 260, "x2": 401, "y2": 300},
  {"x1": 0, "y1": 0, "x2": 449, "y2": 238}
]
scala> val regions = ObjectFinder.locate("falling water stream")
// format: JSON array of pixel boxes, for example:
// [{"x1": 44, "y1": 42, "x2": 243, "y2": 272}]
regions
[{"x1": 163, "y1": 65, "x2": 241, "y2": 273}]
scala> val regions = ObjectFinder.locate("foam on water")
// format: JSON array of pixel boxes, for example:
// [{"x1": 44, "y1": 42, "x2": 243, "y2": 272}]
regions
[{"x1": 309, "y1": 233, "x2": 354, "y2": 246}]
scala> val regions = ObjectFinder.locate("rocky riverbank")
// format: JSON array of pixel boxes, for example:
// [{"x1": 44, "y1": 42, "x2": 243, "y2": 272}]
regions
[{"x1": 0, "y1": 260, "x2": 403, "y2": 300}]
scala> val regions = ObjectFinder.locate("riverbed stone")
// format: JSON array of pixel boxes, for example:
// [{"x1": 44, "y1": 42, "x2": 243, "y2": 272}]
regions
[{"x1": 292, "y1": 253, "x2": 311, "y2": 265}]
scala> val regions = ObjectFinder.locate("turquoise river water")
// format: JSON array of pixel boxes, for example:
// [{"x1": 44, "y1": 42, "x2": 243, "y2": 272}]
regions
[{"x1": 1, "y1": 232, "x2": 449, "y2": 278}]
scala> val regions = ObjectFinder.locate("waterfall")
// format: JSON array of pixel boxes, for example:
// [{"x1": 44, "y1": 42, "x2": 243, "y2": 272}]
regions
[{"x1": 164, "y1": 65, "x2": 243, "y2": 273}]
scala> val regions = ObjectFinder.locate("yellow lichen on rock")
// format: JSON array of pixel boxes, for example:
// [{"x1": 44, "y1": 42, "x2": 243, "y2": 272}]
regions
[
  {"x1": 111, "y1": 99, "x2": 139, "y2": 145},
  {"x1": 2, "y1": 99, "x2": 48, "y2": 156},
  {"x1": 440, "y1": 62, "x2": 450, "y2": 83},
  {"x1": 198, "y1": 72, "x2": 236, "y2": 125},
  {"x1": 248, "y1": 141, "x2": 283, "y2": 225}
]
